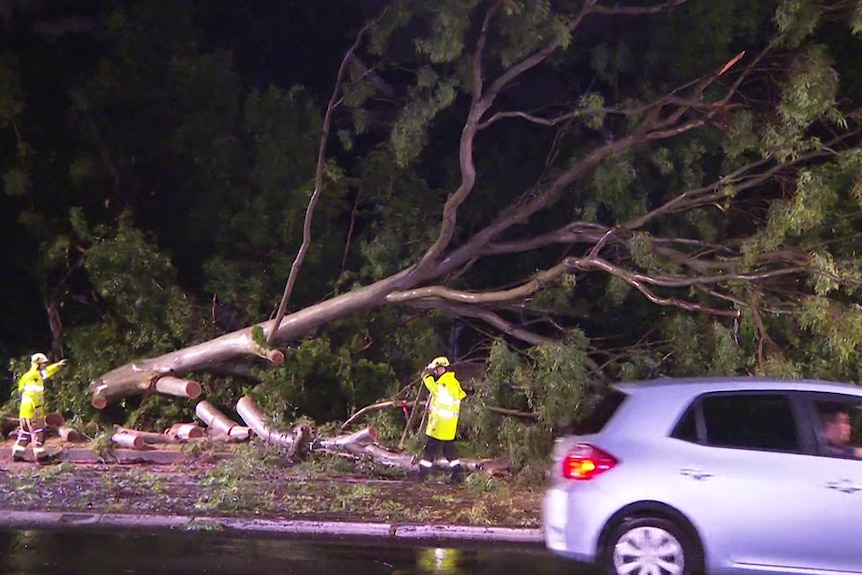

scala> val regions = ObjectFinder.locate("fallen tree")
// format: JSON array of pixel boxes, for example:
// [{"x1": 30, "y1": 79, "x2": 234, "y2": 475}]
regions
[{"x1": 51, "y1": 1, "x2": 862, "y2": 475}]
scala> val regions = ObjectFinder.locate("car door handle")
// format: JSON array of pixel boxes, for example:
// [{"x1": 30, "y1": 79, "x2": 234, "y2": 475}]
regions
[
  {"x1": 825, "y1": 479, "x2": 862, "y2": 494},
  {"x1": 679, "y1": 467, "x2": 713, "y2": 481}
]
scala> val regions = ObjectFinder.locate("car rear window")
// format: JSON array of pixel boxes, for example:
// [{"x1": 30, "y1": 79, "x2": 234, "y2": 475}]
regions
[{"x1": 569, "y1": 389, "x2": 627, "y2": 435}]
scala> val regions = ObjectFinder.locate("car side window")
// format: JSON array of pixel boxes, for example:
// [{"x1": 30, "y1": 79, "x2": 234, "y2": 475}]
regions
[
  {"x1": 671, "y1": 405, "x2": 698, "y2": 442},
  {"x1": 701, "y1": 394, "x2": 801, "y2": 453}
]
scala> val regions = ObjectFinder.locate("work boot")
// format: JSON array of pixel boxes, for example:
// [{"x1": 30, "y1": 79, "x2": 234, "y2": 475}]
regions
[
  {"x1": 35, "y1": 447, "x2": 61, "y2": 464},
  {"x1": 417, "y1": 461, "x2": 432, "y2": 483},
  {"x1": 448, "y1": 465, "x2": 465, "y2": 485},
  {"x1": 12, "y1": 451, "x2": 26, "y2": 463}
]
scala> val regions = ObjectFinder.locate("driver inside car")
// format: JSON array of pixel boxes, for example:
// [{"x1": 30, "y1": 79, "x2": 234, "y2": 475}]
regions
[{"x1": 820, "y1": 406, "x2": 862, "y2": 458}]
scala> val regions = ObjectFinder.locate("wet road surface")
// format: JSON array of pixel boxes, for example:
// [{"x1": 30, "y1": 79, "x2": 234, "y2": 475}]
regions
[{"x1": 0, "y1": 527, "x2": 597, "y2": 575}]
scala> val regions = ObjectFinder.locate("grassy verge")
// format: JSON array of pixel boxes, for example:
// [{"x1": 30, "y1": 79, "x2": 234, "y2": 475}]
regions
[{"x1": 0, "y1": 443, "x2": 546, "y2": 528}]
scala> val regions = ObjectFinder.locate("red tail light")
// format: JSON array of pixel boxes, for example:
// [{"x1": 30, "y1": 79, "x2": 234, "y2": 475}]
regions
[{"x1": 562, "y1": 443, "x2": 618, "y2": 480}]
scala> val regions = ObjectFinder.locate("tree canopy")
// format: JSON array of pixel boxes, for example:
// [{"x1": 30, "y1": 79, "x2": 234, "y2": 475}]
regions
[{"x1": 3, "y1": 0, "x2": 862, "y2": 465}]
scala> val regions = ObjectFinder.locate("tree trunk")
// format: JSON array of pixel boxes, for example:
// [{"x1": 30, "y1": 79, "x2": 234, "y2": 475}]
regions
[{"x1": 89, "y1": 272, "x2": 410, "y2": 408}]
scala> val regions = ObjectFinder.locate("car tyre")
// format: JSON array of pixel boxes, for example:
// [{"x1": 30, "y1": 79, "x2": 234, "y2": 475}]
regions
[{"x1": 602, "y1": 516, "x2": 701, "y2": 575}]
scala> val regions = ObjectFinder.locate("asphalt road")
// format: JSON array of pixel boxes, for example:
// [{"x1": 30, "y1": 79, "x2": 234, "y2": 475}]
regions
[{"x1": 0, "y1": 527, "x2": 591, "y2": 575}]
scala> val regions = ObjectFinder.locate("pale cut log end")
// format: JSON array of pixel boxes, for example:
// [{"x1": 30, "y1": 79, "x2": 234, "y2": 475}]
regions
[
  {"x1": 186, "y1": 381, "x2": 202, "y2": 399},
  {"x1": 267, "y1": 349, "x2": 284, "y2": 364},
  {"x1": 92, "y1": 394, "x2": 107, "y2": 410}
]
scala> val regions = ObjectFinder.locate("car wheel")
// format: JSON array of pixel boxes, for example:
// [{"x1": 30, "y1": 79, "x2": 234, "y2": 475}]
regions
[{"x1": 603, "y1": 516, "x2": 699, "y2": 575}]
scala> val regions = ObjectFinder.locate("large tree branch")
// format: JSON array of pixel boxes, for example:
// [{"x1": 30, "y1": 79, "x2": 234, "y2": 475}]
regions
[
  {"x1": 481, "y1": 223, "x2": 608, "y2": 256},
  {"x1": 387, "y1": 260, "x2": 571, "y2": 306},
  {"x1": 268, "y1": 14, "x2": 385, "y2": 344},
  {"x1": 414, "y1": 2, "x2": 500, "y2": 271},
  {"x1": 414, "y1": 0, "x2": 696, "y2": 278},
  {"x1": 430, "y1": 44, "x2": 807, "y2": 280},
  {"x1": 402, "y1": 298, "x2": 557, "y2": 346}
]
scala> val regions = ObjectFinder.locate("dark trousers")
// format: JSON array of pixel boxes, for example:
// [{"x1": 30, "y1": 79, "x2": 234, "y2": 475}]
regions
[
  {"x1": 422, "y1": 437, "x2": 459, "y2": 462},
  {"x1": 419, "y1": 437, "x2": 464, "y2": 482}
]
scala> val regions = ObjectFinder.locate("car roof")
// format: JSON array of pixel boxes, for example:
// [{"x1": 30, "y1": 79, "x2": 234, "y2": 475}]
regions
[
  {"x1": 600, "y1": 377, "x2": 862, "y2": 438},
  {"x1": 613, "y1": 376, "x2": 862, "y2": 397}
]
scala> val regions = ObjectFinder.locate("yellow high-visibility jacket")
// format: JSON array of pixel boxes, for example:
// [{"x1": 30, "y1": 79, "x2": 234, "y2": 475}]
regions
[
  {"x1": 17, "y1": 362, "x2": 63, "y2": 419},
  {"x1": 423, "y1": 370, "x2": 467, "y2": 441}
]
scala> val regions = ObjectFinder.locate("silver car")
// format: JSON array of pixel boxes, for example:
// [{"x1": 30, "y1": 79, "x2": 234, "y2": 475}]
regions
[{"x1": 542, "y1": 377, "x2": 862, "y2": 575}]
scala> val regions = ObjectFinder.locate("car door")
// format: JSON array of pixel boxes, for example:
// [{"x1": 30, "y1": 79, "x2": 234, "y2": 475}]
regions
[
  {"x1": 794, "y1": 393, "x2": 862, "y2": 573},
  {"x1": 665, "y1": 392, "x2": 862, "y2": 573}
]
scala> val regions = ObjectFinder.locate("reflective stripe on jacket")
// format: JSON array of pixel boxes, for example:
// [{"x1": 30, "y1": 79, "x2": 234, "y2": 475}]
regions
[{"x1": 423, "y1": 371, "x2": 467, "y2": 441}]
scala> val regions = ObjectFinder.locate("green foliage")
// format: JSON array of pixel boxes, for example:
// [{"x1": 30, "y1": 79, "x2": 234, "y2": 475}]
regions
[
  {"x1": 496, "y1": 0, "x2": 572, "y2": 67},
  {"x1": 852, "y1": 2, "x2": 862, "y2": 35},
  {"x1": 775, "y1": 0, "x2": 822, "y2": 48},
  {"x1": 0, "y1": 55, "x2": 24, "y2": 128},
  {"x1": 464, "y1": 336, "x2": 594, "y2": 468},
  {"x1": 3, "y1": 168, "x2": 29, "y2": 197},
  {"x1": 583, "y1": 153, "x2": 644, "y2": 223},
  {"x1": 412, "y1": 0, "x2": 482, "y2": 64},
  {"x1": 779, "y1": 45, "x2": 839, "y2": 132},
  {"x1": 85, "y1": 215, "x2": 191, "y2": 351},
  {"x1": 391, "y1": 75, "x2": 457, "y2": 167},
  {"x1": 252, "y1": 332, "x2": 399, "y2": 423}
]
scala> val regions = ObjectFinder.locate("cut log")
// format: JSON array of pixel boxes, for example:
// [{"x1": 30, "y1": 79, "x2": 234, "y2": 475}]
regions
[
  {"x1": 167, "y1": 423, "x2": 205, "y2": 440},
  {"x1": 154, "y1": 376, "x2": 202, "y2": 399},
  {"x1": 205, "y1": 426, "x2": 253, "y2": 443},
  {"x1": 111, "y1": 432, "x2": 145, "y2": 450},
  {"x1": 235, "y1": 395, "x2": 304, "y2": 448},
  {"x1": 45, "y1": 412, "x2": 65, "y2": 428},
  {"x1": 2, "y1": 417, "x2": 19, "y2": 437},
  {"x1": 91, "y1": 372, "x2": 156, "y2": 409},
  {"x1": 115, "y1": 426, "x2": 179, "y2": 444},
  {"x1": 195, "y1": 400, "x2": 240, "y2": 435},
  {"x1": 57, "y1": 426, "x2": 84, "y2": 442}
]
